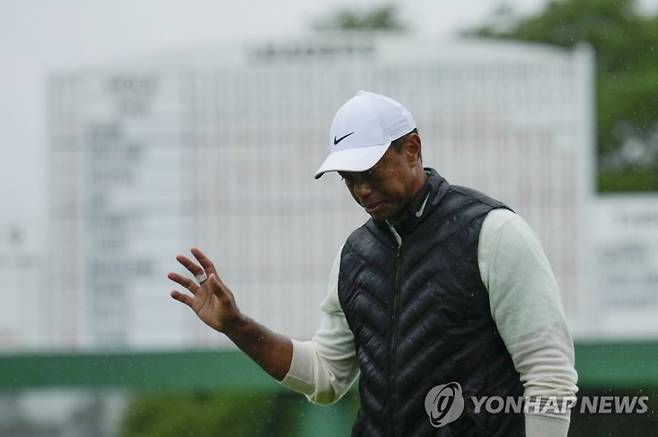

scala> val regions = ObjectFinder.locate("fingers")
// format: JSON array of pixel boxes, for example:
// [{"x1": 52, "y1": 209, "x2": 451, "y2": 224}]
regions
[
  {"x1": 176, "y1": 255, "x2": 205, "y2": 278},
  {"x1": 191, "y1": 247, "x2": 218, "y2": 276},
  {"x1": 170, "y1": 290, "x2": 194, "y2": 307},
  {"x1": 167, "y1": 272, "x2": 199, "y2": 295},
  {"x1": 171, "y1": 249, "x2": 230, "y2": 309},
  {"x1": 176, "y1": 248, "x2": 218, "y2": 281}
]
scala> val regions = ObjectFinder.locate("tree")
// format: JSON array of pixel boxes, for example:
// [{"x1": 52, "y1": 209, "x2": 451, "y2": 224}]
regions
[
  {"x1": 312, "y1": 3, "x2": 407, "y2": 33},
  {"x1": 467, "y1": 0, "x2": 658, "y2": 192}
]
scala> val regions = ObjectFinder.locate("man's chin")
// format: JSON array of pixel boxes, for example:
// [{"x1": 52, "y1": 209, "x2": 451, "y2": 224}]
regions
[{"x1": 367, "y1": 207, "x2": 396, "y2": 221}]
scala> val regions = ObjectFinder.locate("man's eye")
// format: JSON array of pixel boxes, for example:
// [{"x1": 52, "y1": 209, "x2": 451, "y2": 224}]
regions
[{"x1": 365, "y1": 168, "x2": 379, "y2": 179}]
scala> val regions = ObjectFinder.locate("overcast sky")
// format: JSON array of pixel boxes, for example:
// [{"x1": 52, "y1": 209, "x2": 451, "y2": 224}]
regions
[{"x1": 0, "y1": 0, "x2": 554, "y2": 225}]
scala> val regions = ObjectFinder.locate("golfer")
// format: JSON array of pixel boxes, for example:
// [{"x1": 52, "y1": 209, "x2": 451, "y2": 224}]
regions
[{"x1": 169, "y1": 91, "x2": 578, "y2": 436}]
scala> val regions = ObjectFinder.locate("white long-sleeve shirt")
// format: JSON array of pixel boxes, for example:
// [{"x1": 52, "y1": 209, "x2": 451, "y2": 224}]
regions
[{"x1": 279, "y1": 209, "x2": 578, "y2": 436}]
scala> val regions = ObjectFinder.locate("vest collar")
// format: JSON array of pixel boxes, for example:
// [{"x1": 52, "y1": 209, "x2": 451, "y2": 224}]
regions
[{"x1": 374, "y1": 167, "x2": 449, "y2": 237}]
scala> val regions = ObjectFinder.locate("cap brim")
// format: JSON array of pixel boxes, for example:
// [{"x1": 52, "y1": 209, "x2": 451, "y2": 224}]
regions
[{"x1": 314, "y1": 143, "x2": 390, "y2": 179}]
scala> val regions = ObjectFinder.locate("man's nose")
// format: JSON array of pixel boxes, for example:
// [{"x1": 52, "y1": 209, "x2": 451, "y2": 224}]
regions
[{"x1": 353, "y1": 178, "x2": 372, "y2": 200}]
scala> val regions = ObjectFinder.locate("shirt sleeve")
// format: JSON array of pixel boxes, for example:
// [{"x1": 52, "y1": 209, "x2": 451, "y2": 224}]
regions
[
  {"x1": 478, "y1": 209, "x2": 579, "y2": 435},
  {"x1": 278, "y1": 245, "x2": 360, "y2": 405}
]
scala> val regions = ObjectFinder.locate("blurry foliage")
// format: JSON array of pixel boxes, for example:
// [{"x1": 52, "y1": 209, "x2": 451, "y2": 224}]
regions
[
  {"x1": 120, "y1": 391, "x2": 295, "y2": 437},
  {"x1": 599, "y1": 165, "x2": 658, "y2": 192},
  {"x1": 312, "y1": 3, "x2": 407, "y2": 33},
  {"x1": 119, "y1": 390, "x2": 360, "y2": 437},
  {"x1": 467, "y1": 0, "x2": 658, "y2": 192}
]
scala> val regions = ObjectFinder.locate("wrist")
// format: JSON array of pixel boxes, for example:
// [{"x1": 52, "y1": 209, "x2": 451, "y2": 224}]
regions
[{"x1": 221, "y1": 312, "x2": 248, "y2": 336}]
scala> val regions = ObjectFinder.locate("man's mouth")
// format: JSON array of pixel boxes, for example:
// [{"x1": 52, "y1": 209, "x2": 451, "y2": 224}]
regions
[{"x1": 364, "y1": 201, "x2": 384, "y2": 213}]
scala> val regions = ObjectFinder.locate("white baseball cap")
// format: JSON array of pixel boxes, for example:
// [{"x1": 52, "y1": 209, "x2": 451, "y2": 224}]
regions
[{"x1": 314, "y1": 90, "x2": 416, "y2": 179}]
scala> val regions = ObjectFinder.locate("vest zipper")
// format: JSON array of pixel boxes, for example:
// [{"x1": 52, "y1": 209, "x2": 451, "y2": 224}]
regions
[{"x1": 386, "y1": 223, "x2": 402, "y2": 437}]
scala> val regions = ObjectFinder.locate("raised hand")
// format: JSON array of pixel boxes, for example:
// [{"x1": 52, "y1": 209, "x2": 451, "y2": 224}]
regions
[{"x1": 168, "y1": 247, "x2": 242, "y2": 333}]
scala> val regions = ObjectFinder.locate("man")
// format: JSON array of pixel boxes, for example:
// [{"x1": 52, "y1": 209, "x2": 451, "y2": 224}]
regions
[{"x1": 169, "y1": 91, "x2": 578, "y2": 436}]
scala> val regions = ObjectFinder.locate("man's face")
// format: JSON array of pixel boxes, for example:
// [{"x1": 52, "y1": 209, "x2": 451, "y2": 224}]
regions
[{"x1": 338, "y1": 135, "x2": 421, "y2": 221}]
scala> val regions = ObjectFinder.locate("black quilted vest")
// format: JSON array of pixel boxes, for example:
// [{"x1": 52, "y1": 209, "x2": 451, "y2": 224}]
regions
[{"x1": 338, "y1": 169, "x2": 525, "y2": 437}]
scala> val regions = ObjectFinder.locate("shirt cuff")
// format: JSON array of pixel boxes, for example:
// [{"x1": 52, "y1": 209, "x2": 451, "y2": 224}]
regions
[
  {"x1": 278, "y1": 339, "x2": 317, "y2": 396},
  {"x1": 525, "y1": 413, "x2": 570, "y2": 437}
]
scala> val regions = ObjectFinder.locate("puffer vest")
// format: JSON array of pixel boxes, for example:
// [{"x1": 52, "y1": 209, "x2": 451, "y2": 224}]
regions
[{"x1": 338, "y1": 169, "x2": 525, "y2": 437}]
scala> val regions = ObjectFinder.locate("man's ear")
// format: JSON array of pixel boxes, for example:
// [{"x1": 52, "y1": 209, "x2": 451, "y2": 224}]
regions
[{"x1": 404, "y1": 133, "x2": 422, "y2": 164}]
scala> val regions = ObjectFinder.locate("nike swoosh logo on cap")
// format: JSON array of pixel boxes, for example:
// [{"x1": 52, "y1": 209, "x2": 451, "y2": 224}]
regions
[
  {"x1": 333, "y1": 132, "x2": 355, "y2": 145},
  {"x1": 416, "y1": 193, "x2": 430, "y2": 218}
]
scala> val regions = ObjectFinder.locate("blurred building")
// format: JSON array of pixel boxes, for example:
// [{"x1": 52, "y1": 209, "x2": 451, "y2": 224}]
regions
[
  {"x1": 0, "y1": 223, "x2": 43, "y2": 350},
  {"x1": 45, "y1": 35, "x2": 595, "y2": 352},
  {"x1": 590, "y1": 195, "x2": 658, "y2": 338},
  {"x1": 0, "y1": 390, "x2": 125, "y2": 437}
]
